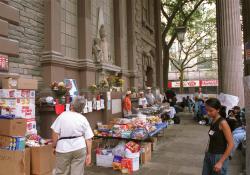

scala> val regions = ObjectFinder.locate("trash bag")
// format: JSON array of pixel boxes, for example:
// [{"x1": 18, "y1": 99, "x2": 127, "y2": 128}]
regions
[{"x1": 173, "y1": 116, "x2": 180, "y2": 124}]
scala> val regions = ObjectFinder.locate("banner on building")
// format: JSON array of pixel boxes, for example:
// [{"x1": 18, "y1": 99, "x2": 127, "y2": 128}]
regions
[
  {"x1": 200, "y1": 80, "x2": 218, "y2": 87},
  {"x1": 168, "y1": 79, "x2": 218, "y2": 88},
  {"x1": 169, "y1": 80, "x2": 200, "y2": 88}
]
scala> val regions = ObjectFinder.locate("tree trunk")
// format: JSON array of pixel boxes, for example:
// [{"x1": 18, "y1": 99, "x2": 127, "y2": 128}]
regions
[
  {"x1": 163, "y1": 45, "x2": 170, "y2": 90},
  {"x1": 180, "y1": 70, "x2": 184, "y2": 94}
]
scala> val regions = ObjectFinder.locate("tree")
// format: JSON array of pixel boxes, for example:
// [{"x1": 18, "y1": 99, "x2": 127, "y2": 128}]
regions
[
  {"x1": 161, "y1": 0, "x2": 215, "y2": 89},
  {"x1": 169, "y1": 4, "x2": 217, "y2": 93}
]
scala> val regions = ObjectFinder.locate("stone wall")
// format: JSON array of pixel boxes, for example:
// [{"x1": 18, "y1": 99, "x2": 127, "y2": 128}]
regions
[
  {"x1": 61, "y1": 0, "x2": 78, "y2": 59},
  {"x1": 133, "y1": 0, "x2": 157, "y2": 88},
  {"x1": 8, "y1": 0, "x2": 44, "y2": 87}
]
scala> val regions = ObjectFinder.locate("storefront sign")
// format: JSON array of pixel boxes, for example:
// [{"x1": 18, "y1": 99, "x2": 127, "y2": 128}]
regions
[
  {"x1": 201, "y1": 80, "x2": 218, "y2": 87},
  {"x1": 0, "y1": 54, "x2": 9, "y2": 72},
  {"x1": 169, "y1": 80, "x2": 200, "y2": 88},
  {"x1": 169, "y1": 79, "x2": 219, "y2": 88}
]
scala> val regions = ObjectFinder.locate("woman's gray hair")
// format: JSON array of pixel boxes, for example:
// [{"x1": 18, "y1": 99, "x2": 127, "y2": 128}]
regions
[{"x1": 71, "y1": 96, "x2": 86, "y2": 113}]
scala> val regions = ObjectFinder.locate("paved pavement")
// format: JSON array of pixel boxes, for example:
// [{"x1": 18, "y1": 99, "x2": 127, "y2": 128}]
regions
[{"x1": 86, "y1": 113, "x2": 243, "y2": 175}]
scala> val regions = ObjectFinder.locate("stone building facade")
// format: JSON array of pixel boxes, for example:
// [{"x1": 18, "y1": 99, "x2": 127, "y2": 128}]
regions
[{"x1": 0, "y1": 0, "x2": 162, "y2": 92}]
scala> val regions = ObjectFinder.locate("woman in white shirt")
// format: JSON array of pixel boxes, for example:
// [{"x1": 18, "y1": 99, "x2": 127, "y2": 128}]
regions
[
  {"x1": 51, "y1": 96, "x2": 94, "y2": 175},
  {"x1": 138, "y1": 91, "x2": 148, "y2": 108}
]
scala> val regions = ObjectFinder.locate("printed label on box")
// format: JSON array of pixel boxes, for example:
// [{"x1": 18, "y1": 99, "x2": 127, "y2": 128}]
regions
[
  {"x1": 26, "y1": 118, "x2": 37, "y2": 135},
  {"x1": 0, "y1": 89, "x2": 16, "y2": 98},
  {"x1": 16, "y1": 90, "x2": 35, "y2": 98}
]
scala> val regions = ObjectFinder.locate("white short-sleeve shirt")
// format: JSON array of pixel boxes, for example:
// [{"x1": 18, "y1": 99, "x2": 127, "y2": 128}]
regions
[
  {"x1": 139, "y1": 97, "x2": 148, "y2": 107},
  {"x1": 51, "y1": 111, "x2": 94, "y2": 153}
]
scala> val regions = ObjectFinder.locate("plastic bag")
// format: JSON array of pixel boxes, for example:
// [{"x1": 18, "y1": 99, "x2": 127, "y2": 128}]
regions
[
  {"x1": 112, "y1": 142, "x2": 126, "y2": 157},
  {"x1": 125, "y1": 141, "x2": 140, "y2": 153}
]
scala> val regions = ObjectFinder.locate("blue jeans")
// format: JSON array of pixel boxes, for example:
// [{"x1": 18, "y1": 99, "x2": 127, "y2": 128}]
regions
[
  {"x1": 202, "y1": 152, "x2": 229, "y2": 175},
  {"x1": 232, "y1": 127, "x2": 246, "y2": 156}
]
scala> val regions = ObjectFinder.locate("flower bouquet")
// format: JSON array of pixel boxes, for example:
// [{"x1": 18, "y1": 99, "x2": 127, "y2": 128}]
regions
[
  {"x1": 88, "y1": 84, "x2": 98, "y2": 94},
  {"x1": 50, "y1": 81, "x2": 69, "y2": 104}
]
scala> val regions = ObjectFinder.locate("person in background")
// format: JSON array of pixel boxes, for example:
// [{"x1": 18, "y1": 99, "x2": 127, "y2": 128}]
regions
[
  {"x1": 51, "y1": 96, "x2": 94, "y2": 175},
  {"x1": 145, "y1": 87, "x2": 156, "y2": 106},
  {"x1": 227, "y1": 109, "x2": 246, "y2": 158},
  {"x1": 219, "y1": 106, "x2": 227, "y2": 119},
  {"x1": 123, "y1": 90, "x2": 132, "y2": 116},
  {"x1": 138, "y1": 91, "x2": 148, "y2": 108},
  {"x1": 194, "y1": 96, "x2": 199, "y2": 121},
  {"x1": 187, "y1": 96, "x2": 193, "y2": 113},
  {"x1": 202, "y1": 98, "x2": 234, "y2": 175},
  {"x1": 233, "y1": 106, "x2": 244, "y2": 126}
]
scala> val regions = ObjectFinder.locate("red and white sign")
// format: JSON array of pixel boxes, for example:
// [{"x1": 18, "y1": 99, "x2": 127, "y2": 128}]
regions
[
  {"x1": 168, "y1": 79, "x2": 218, "y2": 88},
  {"x1": 201, "y1": 80, "x2": 218, "y2": 87},
  {"x1": 170, "y1": 80, "x2": 200, "y2": 88}
]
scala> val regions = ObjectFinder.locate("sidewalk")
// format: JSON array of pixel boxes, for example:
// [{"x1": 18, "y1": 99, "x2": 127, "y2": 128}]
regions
[{"x1": 86, "y1": 112, "x2": 243, "y2": 175}]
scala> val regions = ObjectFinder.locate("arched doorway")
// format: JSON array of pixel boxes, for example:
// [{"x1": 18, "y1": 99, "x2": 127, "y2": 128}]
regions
[{"x1": 146, "y1": 66, "x2": 153, "y2": 87}]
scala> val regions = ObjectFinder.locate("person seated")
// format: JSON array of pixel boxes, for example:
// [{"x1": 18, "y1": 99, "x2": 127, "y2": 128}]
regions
[
  {"x1": 145, "y1": 87, "x2": 156, "y2": 106},
  {"x1": 233, "y1": 106, "x2": 245, "y2": 126},
  {"x1": 227, "y1": 109, "x2": 246, "y2": 157},
  {"x1": 138, "y1": 91, "x2": 148, "y2": 108}
]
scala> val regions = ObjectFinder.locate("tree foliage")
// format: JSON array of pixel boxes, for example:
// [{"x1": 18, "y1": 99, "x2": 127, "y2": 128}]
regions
[
  {"x1": 169, "y1": 5, "x2": 217, "y2": 72},
  {"x1": 161, "y1": 0, "x2": 216, "y2": 89}
]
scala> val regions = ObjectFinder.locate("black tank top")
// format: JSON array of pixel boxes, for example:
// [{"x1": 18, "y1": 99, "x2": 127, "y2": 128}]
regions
[{"x1": 208, "y1": 117, "x2": 227, "y2": 154}]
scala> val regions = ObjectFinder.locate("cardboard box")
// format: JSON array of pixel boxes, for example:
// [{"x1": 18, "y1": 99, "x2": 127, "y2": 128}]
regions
[
  {"x1": 92, "y1": 138, "x2": 103, "y2": 162},
  {"x1": 18, "y1": 78, "x2": 38, "y2": 90},
  {"x1": 150, "y1": 137, "x2": 158, "y2": 151},
  {"x1": 2, "y1": 78, "x2": 18, "y2": 89},
  {"x1": 32, "y1": 171, "x2": 53, "y2": 175},
  {"x1": 31, "y1": 144, "x2": 54, "y2": 175},
  {"x1": 141, "y1": 142, "x2": 152, "y2": 164},
  {"x1": 31, "y1": 170, "x2": 53, "y2": 175},
  {"x1": 0, "y1": 148, "x2": 30, "y2": 175},
  {"x1": 0, "y1": 118, "x2": 26, "y2": 136}
]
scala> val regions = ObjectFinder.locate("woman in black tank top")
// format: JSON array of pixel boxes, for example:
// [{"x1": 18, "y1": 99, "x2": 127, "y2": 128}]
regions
[{"x1": 202, "y1": 98, "x2": 234, "y2": 175}]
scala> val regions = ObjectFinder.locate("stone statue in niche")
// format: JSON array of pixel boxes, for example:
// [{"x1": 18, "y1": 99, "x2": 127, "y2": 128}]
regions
[
  {"x1": 99, "y1": 24, "x2": 112, "y2": 64},
  {"x1": 92, "y1": 38, "x2": 102, "y2": 63},
  {"x1": 92, "y1": 25, "x2": 112, "y2": 64},
  {"x1": 93, "y1": 7, "x2": 112, "y2": 64}
]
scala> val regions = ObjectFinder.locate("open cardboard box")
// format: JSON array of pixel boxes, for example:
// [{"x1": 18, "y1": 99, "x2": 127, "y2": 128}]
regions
[{"x1": 31, "y1": 144, "x2": 54, "y2": 175}]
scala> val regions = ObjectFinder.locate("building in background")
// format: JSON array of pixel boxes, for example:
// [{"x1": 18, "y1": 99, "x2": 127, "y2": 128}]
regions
[{"x1": 0, "y1": 0, "x2": 162, "y2": 93}]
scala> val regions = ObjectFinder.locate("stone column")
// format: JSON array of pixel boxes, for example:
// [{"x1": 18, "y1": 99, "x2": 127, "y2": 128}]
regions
[
  {"x1": 127, "y1": 0, "x2": 138, "y2": 87},
  {"x1": 216, "y1": 0, "x2": 245, "y2": 106},
  {"x1": 113, "y1": 0, "x2": 125, "y2": 67},
  {"x1": 78, "y1": 0, "x2": 96, "y2": 90},
  {"x1": 41, "y1": 0, "x2": 64, "y2": 88},
  {"x1": 154, "y1": 0, "x2": 163, "y2": 91},
  {"x1": 242, "y1": 0, "x2": 250, "y2": 173}
]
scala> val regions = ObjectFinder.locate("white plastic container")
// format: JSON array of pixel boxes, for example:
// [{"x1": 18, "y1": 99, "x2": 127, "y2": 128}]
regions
[{"x1": 125, "y1": 149, "x2": 140, "y2": 171}]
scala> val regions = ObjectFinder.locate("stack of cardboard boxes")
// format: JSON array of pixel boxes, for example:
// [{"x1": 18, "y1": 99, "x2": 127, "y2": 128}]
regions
[{"x1": 0, "y1": 77, "x2": 54, "y2": 175}]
